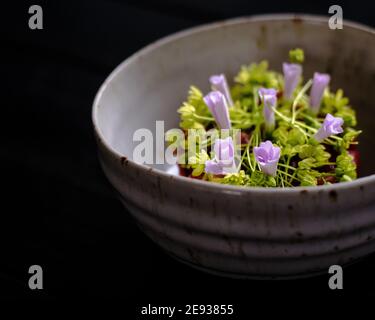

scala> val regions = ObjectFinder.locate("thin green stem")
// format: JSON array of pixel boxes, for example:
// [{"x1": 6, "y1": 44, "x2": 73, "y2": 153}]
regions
[
  {"x1": 289, "y1": 169, "x2": 298, "y2": 185},
  {"x1": 246, "y1": 147, "x2": 255, "y2": 172},
  {"x1": 278, "y1": 163, "x2": 297, "y2": 171},
  {"x1": 193, "y1": 114, "x2": 243, "y2": 124},
  {"x1": 278, "y1": 169, "x2": 299, "y2": 181},
  {"x1": 279, "y1": 172, "x2": 285, "y2": 188},
  {"x1": 294, "y1": 120, "x2": 317, "y2": 132},
  {"x1": 272, "y1": 107, "x2": 291, "y2": 123},
  {"x1": 292, "y1": 79, "x2": 312, "y2": 124},
  {"x1": 301, "y1": 113, "x2": 322, "y2": 127}
]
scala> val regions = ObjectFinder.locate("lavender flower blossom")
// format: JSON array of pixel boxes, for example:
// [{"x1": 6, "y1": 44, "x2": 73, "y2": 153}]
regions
[
  {"x1": 205, "y1": 137, "x2": 237, "y2": 175},
  {"x1": 254, "y1": 141, "x2": 281, "y2": 177},
  {"x1": 204, "y1": 91, "x2": 231, "y2": 129},
  {"x1": 258, "y1": 88, "x2": 277, "y2": 132},
  {"x1": 313, "y1": 113, "x2": 344, "y2": 142},
  {"x1": 283, "y1": 63, "x2": 302, "y2": 100},
  {"x1": 310, "y1": 72, "x2": 331, "y2": 114},
  {"x1": 210, "y1": 74, "x2": 234, "y2": 106}
]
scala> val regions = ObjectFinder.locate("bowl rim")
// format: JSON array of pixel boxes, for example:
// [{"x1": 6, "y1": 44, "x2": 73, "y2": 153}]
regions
[{"x1": 92, "y1": 13, "x2": 375, "y2": 194}]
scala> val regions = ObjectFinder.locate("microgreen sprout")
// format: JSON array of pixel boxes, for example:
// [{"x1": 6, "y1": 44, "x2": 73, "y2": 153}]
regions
[{"x1": 176, "y1": 49, "x2": 361, "y2": 187}]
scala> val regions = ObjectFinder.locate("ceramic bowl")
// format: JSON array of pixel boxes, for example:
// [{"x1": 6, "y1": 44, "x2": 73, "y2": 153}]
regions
[{"x1": 92, "y1": 14, "x2": 375, "y2": 278}]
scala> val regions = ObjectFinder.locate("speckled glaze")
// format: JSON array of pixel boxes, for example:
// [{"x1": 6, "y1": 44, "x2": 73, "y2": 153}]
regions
[{"x1": 93, "y1": 15, "x2": 375, "y2": 278}]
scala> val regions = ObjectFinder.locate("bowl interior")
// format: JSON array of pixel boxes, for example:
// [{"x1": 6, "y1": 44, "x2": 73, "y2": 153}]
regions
[{"x1": 94, "y1": 15, "x2": 375, "y2": 178}]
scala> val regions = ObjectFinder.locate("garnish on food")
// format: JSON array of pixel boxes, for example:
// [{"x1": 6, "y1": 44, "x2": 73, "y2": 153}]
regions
[{"x1": 175, "y1": 48, "x2": 362, "y2": 187}]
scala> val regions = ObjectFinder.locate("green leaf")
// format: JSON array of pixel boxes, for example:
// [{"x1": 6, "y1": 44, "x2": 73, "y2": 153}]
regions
[
  {"x1": 235, "y1": 61, "x2": 280, "y2": 89},
  {"x1": 178, "y1": 86, "x2": 212, "y2": 130},
  {"x1": 298, "y1": 157, "x2": 316, "y2": 169},
  {"x1": 287, "y1": 128, "x2": 306, "y2": 146},
  {"x1": 340, "y1": 129, "x2": 362, "y2": 149},
  {"x1": 336, "y1": 151, "x2": 357, "y2": 180},
  {"x1": 186, "y1": 149, "x2": 210, "y2": 172},
  {"x1": 272, "y1": 125, "x2": 289, "y2": 146},
  {"x1": 229, "y1": 108, "x2": 253, "y2": 129},
  {"x1": 247, "y1": 171, "x2": 277, "y2": 187},
  {"x1": 289, "y1": 48, "x2": 305, "y2": 64},
  {"x1": 297, "y1": 144, "x2": 330, "y2": 164},
  {"x1": 192, "y1": 165, "x2": 205, "y2": 177},
  {"x1": 222, "y1": 170, "x2": 251, "y2": 186},
  {"x1": 321, "y1": 89, "x2": 357, "y2": 127},
  {"x1": 296, "y1": 169, "x2": 319, "y2": 186},
  {"x1": 336, "y1": 106, "x2": 357, "y2": 127}
]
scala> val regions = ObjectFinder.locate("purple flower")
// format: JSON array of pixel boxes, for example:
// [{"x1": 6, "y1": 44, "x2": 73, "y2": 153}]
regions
[
  {"x1": 204, "y1": 91, "x2": 231, "y2": 129},
  {"x1": 258, "y1": 88, "x2": 277, "y2": 131},
  {"x1": 210, "y1": 74, "x2": 234, "y2": 106},
  {"x1": 254, "y1": 140, "x2": 281, "y2": 177},
  {"x1": 310, "y1": 72, "x2": 331, "y2": 114},
  {"x1": 283, "y1": 63, "x2": 302, "y2": 100},
  {"x1": 313, "y1": 113, "x2": 344, "y2": 142},
  {"x1": 205, "y1": 137, "x2": 237, "y2": 175}
]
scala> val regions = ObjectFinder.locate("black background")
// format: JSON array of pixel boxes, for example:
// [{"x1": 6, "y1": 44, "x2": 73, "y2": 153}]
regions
[{"x1": 2, "y1": 0, "x2": 375, "y2": 307}]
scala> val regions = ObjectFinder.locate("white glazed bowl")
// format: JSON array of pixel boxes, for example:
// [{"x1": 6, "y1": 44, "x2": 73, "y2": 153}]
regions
[{"x1": 93, "y1": 15, "x2": 375, "y2": 278}]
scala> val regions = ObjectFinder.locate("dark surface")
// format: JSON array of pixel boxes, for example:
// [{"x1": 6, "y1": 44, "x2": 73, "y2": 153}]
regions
[{"x1": 2, "y1": 0, "x2": 375, "y2": 306}]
